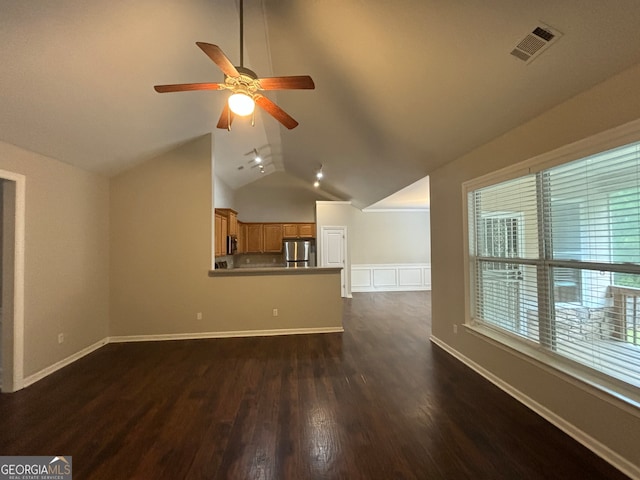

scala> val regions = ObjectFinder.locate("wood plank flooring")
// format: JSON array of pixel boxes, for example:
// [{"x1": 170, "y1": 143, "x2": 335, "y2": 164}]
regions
[{"x1": 0, "y1": 292, "x2": 630, "y2": 479}]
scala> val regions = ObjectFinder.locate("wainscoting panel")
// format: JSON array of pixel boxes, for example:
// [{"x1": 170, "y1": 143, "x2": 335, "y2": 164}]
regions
[
  {"x1": 352, "y1": 264, "x2": 431, "y2": 292},
  {"x1": 373, "y1": 268, "x2": 397, "y2": 288}
]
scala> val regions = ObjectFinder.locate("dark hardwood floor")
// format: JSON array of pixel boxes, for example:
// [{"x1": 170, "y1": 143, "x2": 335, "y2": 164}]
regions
[{"x1": 0, "y1": 292, "x2": 629, "y2": 479}]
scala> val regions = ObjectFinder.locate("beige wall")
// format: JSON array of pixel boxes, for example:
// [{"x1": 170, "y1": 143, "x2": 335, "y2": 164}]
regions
[
  {"x1": 316, "y1": 201, "x2": 354, "y2": 228},
  {"x1": 316, "y1": 202, "x2": 431, "y2": 296},
  {"x1": 351, "y1": 209, "x2": 430, "y2": 264},
  {"x1": 316, "y1": 202, "x2": 431, "y2": 291},
  {"x1": 234, "y1": 172, "x2": 323, "y2": 222},
  {"x1": 110, "y1": 135, "x2": 342, "y2": 337},
  {"x1": 213, "y1": 174, "x2": 235, "y2": 210},
  {"x1": 430, "y1": 63, "x2": 640, "y2": 471},
  {"x1": 0, "y1": 140, "x2": 110, "y2": 378}
]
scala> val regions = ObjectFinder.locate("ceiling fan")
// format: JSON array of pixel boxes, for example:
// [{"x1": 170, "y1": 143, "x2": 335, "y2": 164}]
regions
[{"x1": 153, "y1": 0, "x2": 314, "y2": 130}]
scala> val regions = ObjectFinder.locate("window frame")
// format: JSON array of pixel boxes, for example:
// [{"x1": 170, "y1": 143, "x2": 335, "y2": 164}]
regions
[{"x1": 462, "y1": 118, "x2": 640, "y2": 410}]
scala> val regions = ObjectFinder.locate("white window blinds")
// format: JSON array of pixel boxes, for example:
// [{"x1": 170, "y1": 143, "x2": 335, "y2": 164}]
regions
[{"x1": 468, "y1": 142, "x2": 640, "y2": 390}]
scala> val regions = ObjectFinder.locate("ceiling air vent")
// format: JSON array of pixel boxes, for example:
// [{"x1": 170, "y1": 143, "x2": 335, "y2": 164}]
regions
[{"x1": 511, "y1": 23, "x2": 562, "y2": 64}]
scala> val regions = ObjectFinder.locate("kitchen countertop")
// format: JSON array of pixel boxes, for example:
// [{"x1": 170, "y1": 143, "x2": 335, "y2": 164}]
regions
[{"x1": 209, "y1": 266, "x2": 342, "y2": 277}]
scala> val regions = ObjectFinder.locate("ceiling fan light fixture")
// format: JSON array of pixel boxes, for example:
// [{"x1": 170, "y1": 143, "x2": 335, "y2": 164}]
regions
[
  {"x1": 228, "y1": 92, "x2": 255, "y2": 116},
  {"x1": 153, "y1": 0, "x2": 314, "y2": 129}
]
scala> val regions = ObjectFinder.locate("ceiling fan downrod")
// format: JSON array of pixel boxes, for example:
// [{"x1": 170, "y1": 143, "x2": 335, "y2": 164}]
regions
[{"x1": 239, "y1": 0, "x2": 244, "y2": 68}]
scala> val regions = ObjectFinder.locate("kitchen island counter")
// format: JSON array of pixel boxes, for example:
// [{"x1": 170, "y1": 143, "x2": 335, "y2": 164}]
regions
[{"x1": 209, "y1": 266, "x2": 342, "y2": 277}]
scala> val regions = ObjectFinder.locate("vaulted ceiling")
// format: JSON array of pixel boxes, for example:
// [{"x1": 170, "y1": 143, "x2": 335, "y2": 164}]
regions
[{"x1": 2, "y1": 1, "x2": 640, "y2": 208}]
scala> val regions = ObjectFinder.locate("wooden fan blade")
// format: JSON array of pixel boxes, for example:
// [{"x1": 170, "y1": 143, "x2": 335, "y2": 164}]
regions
[
  {"x1": 196, "y1": 42, "x2": 240, "y2": 78},
  {"x1": 254, "y1": 94, "x2": 299, "y2": 129},
  {"x1": 257, "y1": 75, "x2": 315, "y2": 90},
  {"x1": 154, "y1": 83, "x2": 225, "y2": 93},
  {"x1": 216, "y1": 103, "x2": 234, "y2": 130}
]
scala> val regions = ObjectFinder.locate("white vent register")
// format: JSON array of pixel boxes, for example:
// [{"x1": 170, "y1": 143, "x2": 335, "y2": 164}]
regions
[{"x1": 511, "y1": 23, "x2": 562, "y2": 64}]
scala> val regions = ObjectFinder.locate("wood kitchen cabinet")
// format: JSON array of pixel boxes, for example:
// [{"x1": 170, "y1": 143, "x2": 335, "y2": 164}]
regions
[
  {"x1": 216, "y1": 208, "x2": 238, "y2": 236},
  {"x1": 215, "y1": 208, "x2": 238, "y2": 256},
  {"x1": 242, "y1": 223, "x2": 284, "y2": 253},
  {"x1": 237, "y1": 221, "x2": 313, "y2": 253},
  {"x1": 228, "y1": 212, "x2": 238, "y2": 236},
  {"x1": 283, "y1": 223, "x2": 316, "y2": 238},
  {"x1": 245, "y1": 223, "x2": 264, "y2": 253},
  {"x1": 298, "y1": 223, "x2": 315, "y2": 238},
  {"x1": 214, "y1": 213, "x2": 228, "y2": 257},
  {"x1": 263, "y1": 224, "x2": 283, "y2": 252},
  {"x1": 237, "y1": 222, "x2": 247, "y2": 254}
]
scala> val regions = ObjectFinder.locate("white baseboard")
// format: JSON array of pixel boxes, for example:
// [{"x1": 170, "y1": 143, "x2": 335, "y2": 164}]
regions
[
  {"x1": 109, "y1": 326, "x2": 344, "y2": 343},
  {"x1": 20, "y1": 327, "x2": 344, "y2": 389},
  {"x1": 430, "y1": 335, "x2": 640, "y2": 480},
  {"x1": 351, "y1": 263, "x2": 431, "y2": 292},
  {"x1": 23, "y1": 338, "x2": 109, "y2": 388}
]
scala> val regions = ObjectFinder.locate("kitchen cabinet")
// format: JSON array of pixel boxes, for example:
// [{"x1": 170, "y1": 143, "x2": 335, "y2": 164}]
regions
[
  {"x1": 215, "y1": 214, "x2": 221, "y2": 256},
  {"x1": 246, "y1": 224, "x2": 263, "y2": 253},
  {"x1": 263, "y1": 224, "x2": 283, "y2": 252},
  {"x1": 283, "y1": 223, "x2": 316, "y2": 238},
  {"x1": 216, "y1": 208, "x2": 238, "y2": 236},
  {"x1": 221, "y1": 216, "x2": 228, "y2": 250},
  {"x1": 228, "y1": 212, "x2": 238, "y2": 236},
  {"x1": 242, "y1": 223, "x2": 284, "y2": 253},
  {"x1": 298, "y1": 223, "x2": 315, "y2": 238},
  {"x1": 238, "y1": 222, "x2": 247, "y2": 254},
  {"x1": 215, "y1": 208, "x2": 238, "y2": 256},
  {"x1": 214, "y1": 213, "x2": 228, "y2": 257},
  {"x1": 236, "y1": 221, "x2": 313, "y2": 253}
]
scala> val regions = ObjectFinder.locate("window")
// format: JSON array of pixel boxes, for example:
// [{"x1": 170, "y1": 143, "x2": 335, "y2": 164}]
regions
[{"x1": 466, "y1": 140, "x2": 640, "y2": 394}]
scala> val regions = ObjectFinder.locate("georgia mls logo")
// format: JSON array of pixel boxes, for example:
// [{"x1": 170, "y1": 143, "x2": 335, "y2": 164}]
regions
[
  {"x1": 0, "y1": 455, "x2": 72, "y2": 479},
  {"x1": 49, "y1": 456, "x2": 71, "y2": 474}
]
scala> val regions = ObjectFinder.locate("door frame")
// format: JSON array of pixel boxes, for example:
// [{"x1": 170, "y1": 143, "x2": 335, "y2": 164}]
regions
[
  {"x1": 319, "y1": 225, "x2": 350, "y2": 298},
  {"x1": 0, "y1": 169, "x2": 26, "y2": 393}
]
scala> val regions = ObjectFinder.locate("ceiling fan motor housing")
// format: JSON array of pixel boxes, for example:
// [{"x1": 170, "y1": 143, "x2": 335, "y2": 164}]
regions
[
  {"x1": 225, "y1": 66, "x2": 260, "y2": 97},
  {"x1": 234, "y1": 66, "x2": 258, "y2": 79}
]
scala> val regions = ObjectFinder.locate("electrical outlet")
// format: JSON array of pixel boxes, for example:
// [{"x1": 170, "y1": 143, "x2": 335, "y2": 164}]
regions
[
  {"x1": 453, "y1": 324, "x2": 458, "y2": 334},
  {"x1": 58, "y1": 333, "x2": 64, "y2": 344},
  {"x1": 196, "y1": 312, "x2": 203, "y2": 320},
  {"x1": 272, "y1": 308, "x2": 279, "y2": 317}
]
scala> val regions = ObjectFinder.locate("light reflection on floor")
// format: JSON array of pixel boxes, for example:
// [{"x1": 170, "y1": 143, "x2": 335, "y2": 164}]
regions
[{"x1": 307, "y1": 404, "x2": 339, "y2": 475}]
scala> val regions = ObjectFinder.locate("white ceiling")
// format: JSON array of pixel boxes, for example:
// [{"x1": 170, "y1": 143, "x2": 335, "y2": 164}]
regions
[
  {"x1": 2, "y1": 1, "x2": 640, "y2": 208},
  {"x1": 365, "y1": 176, "x2": 430, "y2": 211}
]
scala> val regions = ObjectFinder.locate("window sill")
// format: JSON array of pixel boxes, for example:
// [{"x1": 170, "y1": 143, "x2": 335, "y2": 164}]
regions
[{"x1": 465, "y1": 322, "x2": 640, "y2": 416}]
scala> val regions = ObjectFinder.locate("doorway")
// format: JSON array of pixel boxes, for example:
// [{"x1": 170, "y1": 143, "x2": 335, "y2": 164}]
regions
[
  {"x1": 0, "y1": 171, "x2": 25, "y2": 393},
  {"x1": 320, "y1": 226, "x2": 349, "y2": 297}
]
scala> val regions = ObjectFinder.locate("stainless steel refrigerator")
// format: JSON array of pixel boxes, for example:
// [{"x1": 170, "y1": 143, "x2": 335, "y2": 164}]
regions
[{"x1": 283, "y1": 239, "x2": 315, "y2": 267}]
